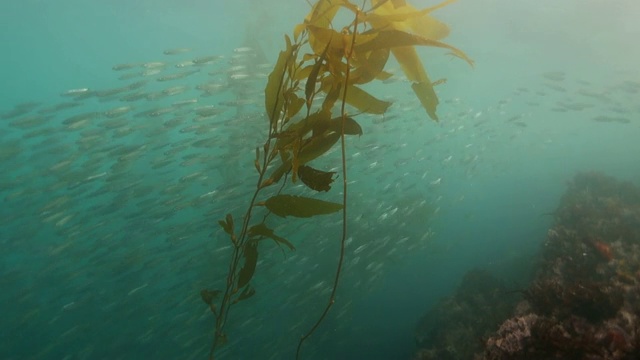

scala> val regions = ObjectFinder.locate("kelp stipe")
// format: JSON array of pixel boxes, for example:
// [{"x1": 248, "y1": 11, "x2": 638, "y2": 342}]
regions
[{"x1": 202, "y1": 0, "x2": 472, "y2": 358}]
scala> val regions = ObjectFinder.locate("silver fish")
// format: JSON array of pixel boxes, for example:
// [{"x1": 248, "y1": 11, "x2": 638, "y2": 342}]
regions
[
  {"x1": 157, "y1": 70, "x2": 199, "y2": 82},
  {"x1": 104, "y1": 106, "x2": 133, "y2": 118},
  {"x1": 163, "y1": 48, "x2": 192, "y2": 55},
  {"x1": 112, "y1": 63, "x2": 140, "y2": 71},
  {"x1": 192, "y1": 55, "x2": 223, "y2": 65}
]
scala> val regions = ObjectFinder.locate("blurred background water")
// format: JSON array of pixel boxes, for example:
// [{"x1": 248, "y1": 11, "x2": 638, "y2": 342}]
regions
[{"x1": 1, "y1": 0, "x2": 639, "y2": 359}]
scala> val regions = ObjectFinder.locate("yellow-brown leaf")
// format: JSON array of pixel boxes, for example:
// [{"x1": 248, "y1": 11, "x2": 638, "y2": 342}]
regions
[
  {"x1": 343, "y1": 84, "x2": 392, "y2": 114},
  {"x1": 355, "y1": 29, "x2": 473, "y2": 67},
  {"x1": 265, "y1": 35, "x2": 295, "y2": 127},
  {"x1": 412, "y1": 81, "x2": 439, "y2": 121},
  {"x1": 350, "y1": 48, "x2": 390, "y2": 84},
  {"x1": 298, "y1": 131, "x2": 341, "y2": 165}
]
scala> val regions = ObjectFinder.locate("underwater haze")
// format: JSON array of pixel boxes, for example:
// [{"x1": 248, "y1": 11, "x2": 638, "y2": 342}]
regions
[{"x1": 1, "y1": 0, "x2": 639, "y2": 359}]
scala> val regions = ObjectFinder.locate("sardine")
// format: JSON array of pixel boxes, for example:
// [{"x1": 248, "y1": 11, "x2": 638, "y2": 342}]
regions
[
  {"x1": 175, "y1": 60, "x2": 196, "y2": 68},
  {"x1": 143, "y1": 61, "x2": 167, "y2": 69},
  {"x1": 233, "y1": 47, "x2": 254, "y2": 53},
  {"x1": 162, "y1": 85, "x2": 189, "y2": 96},
  {"x1": 61, "y1": 88, "x2": 90, "y2": 97},
  {"x1": 163, "y1": 48, "x2": 191, "y2": 55},
  {"x1": 192, "y1": 55, "x2": 223, "y2": 65},
  {"x1": 172, "y1": 99, "x2": 198, "y2": 108},
  {"x1": 112, "y1": 63, "x2": 140, "y2": 71},
  {"x1": 104, "y1": 106, "x2": 133, "y2": 118},
  {"x1": 194, "y1": 106, "x2": 223, "y2": 117},
  {"x1": 157, "y1": 70, "x2": 199, "y2": 82}
]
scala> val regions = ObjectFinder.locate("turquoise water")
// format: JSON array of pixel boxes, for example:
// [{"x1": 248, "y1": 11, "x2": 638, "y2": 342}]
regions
[{"x1": 1, "y1": 0, "x2": 639, "y2": 359}]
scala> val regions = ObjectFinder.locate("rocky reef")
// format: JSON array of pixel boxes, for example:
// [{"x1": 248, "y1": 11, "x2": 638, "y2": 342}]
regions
[
  {"x1": 414, "y1": 269, "x2": 519, "y2": 360},
  {"x1": 414, "y1": 172, "x2": 640, "y2": 359}
]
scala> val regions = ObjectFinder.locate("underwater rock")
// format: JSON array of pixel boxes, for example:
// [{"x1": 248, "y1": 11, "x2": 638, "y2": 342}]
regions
[
  {"x1": 523, "y1": 279, "x2": 623, "y2": 323},
  {"x1": 412, "y1": 269, "x2": 518, "y2": 360},
  {"x1": 483, "y1": 314, "x2": 538, "y2": 359},
  {"x1": 481, "y1": 172, "x2": 640, "y2": 359},
  {"x1": 413, "y1": 172, "x2": 640, "y2": 360}
]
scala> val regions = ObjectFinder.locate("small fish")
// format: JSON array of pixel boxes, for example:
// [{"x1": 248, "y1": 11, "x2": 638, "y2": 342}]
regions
[
  {"x1": 157, "y1": 70, "x2": 199, "y2": 82},
  {"x1": 544, "y1": 83, "x2": 567, "y2": 92},
  {"x1": 61, "y1": 88, "x2": 90, "y2": 97},
  {"x1": 196, "y1": 82, "x2": 226, "y2": 93},
  {"x1": 95, "y1": 86, "x2": 130, "y2": 98},
  {"x1": 194, "y1": 106, "x2": 223, "y2": 117},
  {"x1": 192, "y1": 55, "x2": 223, "y2": 65},
  {"x1": 141, "y1": 69, "x2": 162, "y2": 77},
  {"x1": 233, "y1": 47, "x2": 254, "y2": 53},
  {"x1": 1, "y1": 106, "x2": 33, "y2": 120},
  {"x1": 230, "y1": 73, "x2": 250, "y2": 81},
  {"x1": 541, "y1": 71, "x2": 565, "y2": 82},
  {"x1": 228, "y1": 65, "x2": 247, "y2": 72},
  {"x1": 134, "y1": 107, "x2": 172, "y2": 118},
  {"x1": 119, "y1": 72, "x2": 141, "y2": 80},
  {"x1": 218, "y1": 99, "x2": 254, "y2": 107},
  {"x1": 63, "y1": 112, "x2": 100, "y2": 126},
  {"x1": 127, "y1": 283, "x2": 148, "y2": 296},
  {"x1": 99, "y1": 117, "x2": 129, "y2": 129},
  {"x1": 120, "y1": 91, "x2": 147, "y2": 102},
  {"x1": 175, "y1": 60, "x2": 196, "y2": 68},
  {"x1": 128, "y1": 80, "x2": 148, "y2": 90},
  {"x1": 9, "y1": 115, "x2": 50, "y2": 129},
  {"x1": 162, "y1": 85, "x2": 189, "y2": 96},
  {"x1": 143, "y1": 61, "x2": 167, "y2": 69},
  {"x1": 62, "y1": 302, "x2": 77, "y2": 311},
  {"x1": 104, "y1": 106, "x2": 133, "y2": 118},
  {"x1": 172, "y1": 99, "x2": 198, "y2": 107},
  {"x1": 145, "y1": 91, "x2": 167, "y2": 101},
  {"x1": 163, "y1": 48, "x2": 191, "y2": 55},
  {"x1": 112, "y1": 63, "x2": 140, "y2": 71},
  {"x1": 37, "y1": 102, "x2": 81, "y2": 114}
]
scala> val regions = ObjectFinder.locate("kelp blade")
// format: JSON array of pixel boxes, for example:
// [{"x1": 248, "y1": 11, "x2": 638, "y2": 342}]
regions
[
  {"x1": 237, "y1": 241, "x2": 258, "y2": 289},
  {"x1": 391, "y1": 46, "x2": 437, "y2": 120},
  {"x1": 265, "y1": 35, "x2": 294, "y2": 127},
  {"x1": 249, "y1": 223, "x2": 296, "y2": 250},
  {"x1": 354, "y1": 29, "x2": 472, "y2": 66},
  {"x1": 297, "y1": 165, "x2": 336, "y2": 192},
  {"x1": 265, "y1": 194, "x2": 343, "y2": 218}
]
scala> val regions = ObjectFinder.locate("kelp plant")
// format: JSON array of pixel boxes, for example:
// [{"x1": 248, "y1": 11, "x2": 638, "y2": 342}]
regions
[{"x1": 201, "y1": 0, "x2": 472, "y2": 358}]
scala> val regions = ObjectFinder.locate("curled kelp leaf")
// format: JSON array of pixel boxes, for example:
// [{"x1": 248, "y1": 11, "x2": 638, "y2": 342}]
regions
[{"x1": 298, "y1": 165, "x2": 337, "y2": 192}]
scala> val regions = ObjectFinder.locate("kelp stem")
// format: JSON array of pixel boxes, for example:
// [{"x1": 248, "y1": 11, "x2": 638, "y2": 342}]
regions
[
  {"x1": 209, "y1": 128, "x2": 277, "y2": 359},
  {"x1": 295, "y1": 11, "x2": 359, "y2": 360}
]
